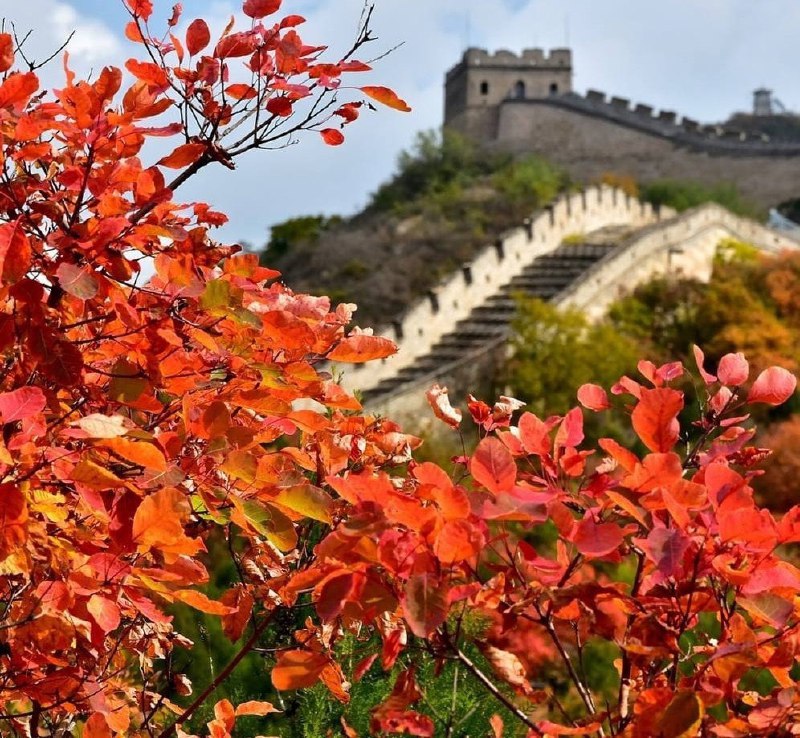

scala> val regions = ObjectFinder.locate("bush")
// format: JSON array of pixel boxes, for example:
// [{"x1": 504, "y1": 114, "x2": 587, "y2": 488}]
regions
[{"x1": 641, "y1": 179, "x2": 763, "y2": 220}]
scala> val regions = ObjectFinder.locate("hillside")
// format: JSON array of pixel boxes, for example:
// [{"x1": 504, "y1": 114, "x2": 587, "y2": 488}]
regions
[
  {"x1": 261, "y1": 131, "x2": 763, "y2": 330},
  {"x1": 261, "y1": 131, "x2": 566, "y2": 327}
]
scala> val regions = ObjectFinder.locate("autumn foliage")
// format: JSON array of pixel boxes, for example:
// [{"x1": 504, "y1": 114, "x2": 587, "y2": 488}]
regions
[{"x1": 1, "y1": 2, "x2": 800, "y2": 737}]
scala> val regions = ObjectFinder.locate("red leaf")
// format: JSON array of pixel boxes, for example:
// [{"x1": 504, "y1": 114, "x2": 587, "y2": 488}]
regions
[
  {"x1": 747, "y1": 366, "x2": 797, "y2": 406},
  {"x1": 402, "y1": 573, "x2": 448, "y2": 638},
  {"x1": 717, "y1": 352, "x2": 749, "y2": 386},
  {"x1": 335, "y1": 102, "x2": 361, "y2": 123},
  {"x1": 0, "y1": 386, "x2": 46, "y2": 422},
  {"x1": 631, "y1": 387, "x2": 683, "y2": 453},
  {"x1": 572, "y1": 515, "x2": 626, "y2": 558},
  {"x1": 315, "y1": 570, "x2": 360, "y2": 622},
  {"x1": 158, "y1": 142, "x2": 205, "y2": 169},
  {"x1": 0, "y1": 33, "x2": 13, "y2": 73},
  {"x1": 215, "y1": 32, "x2": 256, "y2": 59},
  {"x1": 272, "y1": 649, "x2": 329, "y2": 690},
  {"x1": 243, "y1": 0, "x2": 282, "y2": 18},
  {"x1": 267, "y1": 96, "x2": 293, "y2": 117},
  {"x1": 125, "y1": 0, "x2": 153, "y2": 20},
  {"x1": 320, "y1": 128, "x2": 344, "y2": 146},
  {"x1": 328, "y1": 333, "x2": 396, "y2": 362},
  {"x1": 470, "y1": 437, "x2": 516, "y2": 495},
  {"x1": 375, "y1": 711, "x2": 435, "y2": 737},
  {"x1": 692, "y1": 344, "x2": 717, "y2": 384},
  {"x1": 361, "y1": 85, "x2": 411, "y2": 112},
  {"x1": 518, "y1": 412, "x2": 555, "y2": 456},
  {"x1": 186, "y1": 19, "x2": 211, "y2": 56},
  {"x1": 577, "y1": 383, "x2": 610, "y2": 411},
  {"x1": 0, "y1": 219, "x2": 31, "y2": 283},
  {"x1": 637, "y1": 526, "x2": 690, "y2": 580}
]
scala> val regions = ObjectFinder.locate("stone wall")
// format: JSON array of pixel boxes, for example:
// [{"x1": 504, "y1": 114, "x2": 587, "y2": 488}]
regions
[
  {"x1": 488, "y1": 98, "x2": 800, "y2": 209},
  {"x1": 355, "y1": 199, "x2": 797, "y2": 431},
  {"x1": 339, "y1": 185, "x2": 664, "y2": 398}
]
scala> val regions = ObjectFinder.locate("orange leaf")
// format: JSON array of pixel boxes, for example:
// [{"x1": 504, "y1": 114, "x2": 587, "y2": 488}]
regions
[
  {"x1": 235, "y1": 700, "x2": 280, "y2": 716},
  {"x1": 361, "y1": 85, "x2": 411, "y2": 112},
  {"x1": 0, "y1": 71, "x2": 39, "y2": 110},
  {"x1": 132, "y1": 487, "x2": 202, "y2": 556},
  {"x1": 221, "y1": 586, "x2": 254, "y2": 642},
  {"x1": 87, "y1": 594, "x2": 122, "y2": 632},
  {"x1": 328, "y1": 333, "x2": 396, "y2": 362},
  {"x1": 470, "y1": 437, "x2": 516, "y2": 495},
  {"x1": 104, "y1": 437, "x2": 167, "y2": 471},
  {"x1": 272, "y1": 649, "x2": 329, "y2": 690},
  {"x1": 83, "y1": 713, "x2": 112, "y2": 738},
  {"x1": 225, "y1": 83, "x2": 257, "y2": 100},
  {"x1": 158, "y1": 142, "x2": 206, "y2": 169},
  {"x1": 433, "y1": 519, "x2": 483, "y2": 563},
  {"x1": 125, "y1": 59, "x2": 168, "y2": 89},
  {"x1": 631, "y1": 387, "x2": 683, "y2": 453},
  {"x1": 320, "y1": 128, "x2": 344, "y2": 146},
  {"x1": 174, "y1": 589, "x2": 235, "y2": 615}
]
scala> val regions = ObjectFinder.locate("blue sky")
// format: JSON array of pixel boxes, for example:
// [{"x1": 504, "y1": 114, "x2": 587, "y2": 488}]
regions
[{"x1": 7, "y1": 0, "x2": 800, "y2": 248}]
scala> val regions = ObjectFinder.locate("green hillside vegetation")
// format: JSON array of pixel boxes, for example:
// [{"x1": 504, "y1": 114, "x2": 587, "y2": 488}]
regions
[
  {"x1": 261, "y1": 132, "x2": 762, "y2": 330},
  {"x1": 261, "y1": 131, "x2": 567, "y2": 326}
]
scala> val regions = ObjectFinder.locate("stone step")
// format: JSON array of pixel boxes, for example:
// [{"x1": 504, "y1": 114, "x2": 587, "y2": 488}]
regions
[{"x1": 363, "y1": 238, "x2": 619, "y2": 404}]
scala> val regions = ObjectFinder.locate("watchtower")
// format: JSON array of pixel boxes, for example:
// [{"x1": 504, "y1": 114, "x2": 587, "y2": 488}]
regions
[{"x1": 444, "y1": 47, "x2": 573, "y2": 141}]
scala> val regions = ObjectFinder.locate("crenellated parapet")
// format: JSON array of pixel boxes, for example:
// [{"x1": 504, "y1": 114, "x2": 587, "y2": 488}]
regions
[
  {"x1": 528, "y1": 91, "x2": 800, "y2": 156},
  {"x1": 344, "y1": 196, "x2": 798, "y2": 424},
  {"x1": 338, "y1": 185, "x2": 662, "y2": 398}
]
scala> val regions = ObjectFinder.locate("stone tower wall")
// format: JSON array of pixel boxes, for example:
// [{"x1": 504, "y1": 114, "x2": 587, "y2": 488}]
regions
[{"x1": 444, "y1": 47, "x2": 573, "y2": 139}]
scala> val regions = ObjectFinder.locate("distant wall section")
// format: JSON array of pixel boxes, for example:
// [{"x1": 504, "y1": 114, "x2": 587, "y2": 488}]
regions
[{"x1": 492, "y1": 97, "x2": 800, "y2": 208}]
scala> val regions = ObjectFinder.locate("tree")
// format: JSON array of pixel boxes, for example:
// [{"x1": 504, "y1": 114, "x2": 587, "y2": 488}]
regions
[
  {"x1": 2, "y1": 4, "x2": 800, "y2": 737},
  {"x1": 0, "y1": 3, "x2": 410, "y2": 735}
]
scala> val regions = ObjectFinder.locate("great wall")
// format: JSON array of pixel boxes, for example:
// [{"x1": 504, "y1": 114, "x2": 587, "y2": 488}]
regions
[
  {"x1": 338, "y1": 185, "x2": 798, "y2": 426},
  {"x1": 444, "y1": 48, "x2": 800, "y2": 208},
  {"x1": 331, "y1": 47, "x2": 800, "y2": 425}
]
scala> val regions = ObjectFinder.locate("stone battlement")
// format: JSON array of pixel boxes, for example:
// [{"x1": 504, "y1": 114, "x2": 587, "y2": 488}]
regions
[
  {"x1": 542, "y1": 91, "x2": 800, "y2": 155},
  {"x1": 446, "y1": 47, "x2": 572, "y2": 80},
  {"x1": 444, "y1": 46, "x2": 800, "y2": 207}
]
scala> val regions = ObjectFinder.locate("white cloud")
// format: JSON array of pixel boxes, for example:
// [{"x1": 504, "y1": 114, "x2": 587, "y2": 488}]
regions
[{"x1": 50, "y1": 2, "x2": 121, "y2": 64}]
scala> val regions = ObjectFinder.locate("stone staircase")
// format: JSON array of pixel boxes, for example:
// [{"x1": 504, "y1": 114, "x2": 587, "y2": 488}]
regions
[{"x1": 361, "y1": 230, "x2": 625, "y2": 405}]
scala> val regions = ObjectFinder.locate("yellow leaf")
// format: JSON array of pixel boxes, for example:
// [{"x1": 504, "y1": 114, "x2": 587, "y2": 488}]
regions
[
  {"x1": 72, "y1": 459, "x2": 124, "y2": 489},
  {"x1": 271, "y1": 484, "x2": 333, "y2": 524},
  {"x1": 657, "y1": 691, "x2": 704, "y2": 738}
]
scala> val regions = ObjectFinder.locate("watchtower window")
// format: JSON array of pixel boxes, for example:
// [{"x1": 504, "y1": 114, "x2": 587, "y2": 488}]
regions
[
  {"x1": 480, "y1": 81, "x2": 489, "y2": 95},
  {"x1": 549, "y1": 82, "x2": 559, "y2": 95},
  {"x1": 513, "y1": 80, "x2": 526, "y2": 99}
]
